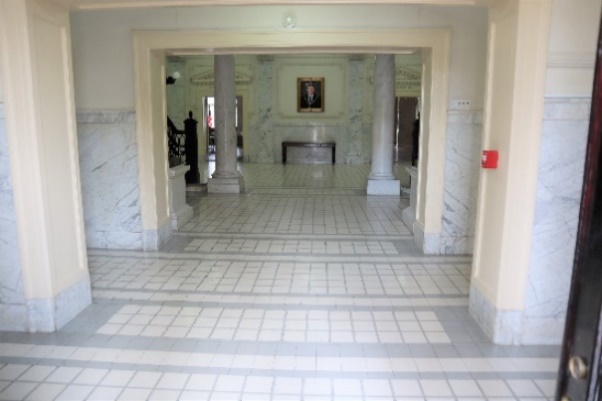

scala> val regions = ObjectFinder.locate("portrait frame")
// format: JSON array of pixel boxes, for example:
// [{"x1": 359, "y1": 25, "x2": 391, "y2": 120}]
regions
[{"x1": 297, "y1": 77, "x2": 325, "y2": 113}]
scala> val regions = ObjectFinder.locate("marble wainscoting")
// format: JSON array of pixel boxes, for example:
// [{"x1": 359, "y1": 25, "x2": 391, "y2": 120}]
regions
[
  {"x1": 345, "y1": 56, "x2": 370, "y2": 165},
  {"x1": 415, "y1": 111, "x2": 482, "y2": 255},
  {"x1": 0, "y1": 103, "x2": 28, "y2": 331},
  {"x1": 249, "y1": 57, "x2": 275, "y2": 164},
  {"x1": 469, "y1": 97, "x2": 591, "y2": 345},
  {"x1": 522, "y1": 97, "x2": 590, "y2": 344},
  {"x1": 77, "y1": 110, "x2": 144, "y2": 249}
]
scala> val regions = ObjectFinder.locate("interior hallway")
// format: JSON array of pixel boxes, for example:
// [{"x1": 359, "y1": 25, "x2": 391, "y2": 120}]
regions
[{"x1": 0, "y1": 164, "x2": 559, "y2": 400}]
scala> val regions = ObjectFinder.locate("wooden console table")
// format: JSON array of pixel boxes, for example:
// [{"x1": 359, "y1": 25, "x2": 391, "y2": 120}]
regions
[{"x1": 281, "y1": 141, "x2": 336, "y2": 164}]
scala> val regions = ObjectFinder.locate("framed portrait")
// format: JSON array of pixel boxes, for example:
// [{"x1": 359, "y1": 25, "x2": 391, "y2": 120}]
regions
[{"x1": 297, "y1": 77, "x2": 324, "y2": 112}]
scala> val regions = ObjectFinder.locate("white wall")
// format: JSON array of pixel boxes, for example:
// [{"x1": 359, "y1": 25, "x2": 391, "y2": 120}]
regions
[
  {"x1": 70, "y1": 5, "x2": 487, "y2": 111},
  {"x1": 546, "y1": 0, "x2": 600, "y2": 96}
]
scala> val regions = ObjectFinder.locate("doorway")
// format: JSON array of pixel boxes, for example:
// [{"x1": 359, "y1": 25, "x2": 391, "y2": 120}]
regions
[
  {"x1": 133, "y1": 29, "x2": 450, "y2": 255},
  {"x1": 395, "y1": 97, "x2": 419, "y2": 165},
  {"x1": 203, "y1": 95, "x2": 244, "y2": 160}
]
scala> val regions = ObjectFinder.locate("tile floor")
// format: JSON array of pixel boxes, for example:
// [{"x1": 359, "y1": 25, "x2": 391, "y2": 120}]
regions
[{"x1": 0, "y1": 163, "x2": 560, "y2": 400}]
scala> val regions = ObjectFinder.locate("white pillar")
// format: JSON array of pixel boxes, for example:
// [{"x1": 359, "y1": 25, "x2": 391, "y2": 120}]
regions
[
  {"x1": 0, "y1": 0, "x2": 91, "y2": 331},
  {"x1": 208, "y1": 55, "x2": 245, "y2": 193},
  {"x1": 367, "y1": 54, "x2": 400, "y2": 195},
  {"x1": 469, "y1": 0, "x2": 552, "y2": 344}
]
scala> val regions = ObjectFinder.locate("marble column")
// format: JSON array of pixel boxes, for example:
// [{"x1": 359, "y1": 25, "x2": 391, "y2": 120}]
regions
[
  {"x1": 367, "y1": 55, "x2": 400, "y2": 195},
  {"x1": 208, "y1": 55, "x2": 245, "y2": 193}
]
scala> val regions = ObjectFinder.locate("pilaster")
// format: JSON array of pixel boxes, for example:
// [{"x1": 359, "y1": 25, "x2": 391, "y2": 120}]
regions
[{"x1": 0, "y1": 0, "x2": 91, "y2": 331}]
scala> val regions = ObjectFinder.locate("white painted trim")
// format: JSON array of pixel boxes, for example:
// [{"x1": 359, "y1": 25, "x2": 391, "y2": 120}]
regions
[
  {"x1": 471, "y1": 0, "x2": 552, "y2": 312},
  {"x1": 0, "y1": 0, "x2": 89, "y2": 302},
  {"x1": 73, "y1": 0, "x2": 478, "y2": 11},
  {"x1": 547, "y1": 52, "x2": 595, "y2": 69}
]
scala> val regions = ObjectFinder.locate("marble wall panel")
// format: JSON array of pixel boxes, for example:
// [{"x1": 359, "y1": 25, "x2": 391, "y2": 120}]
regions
[
  {"x1": 346, "y1": 57, "x2": 370, "y2": 165},
  {"x1": 440, "y1": 111, "x2": 482, "y2": 254},
  {"x1": 421, "y1": 111, "x2": 482, "y2": 255},
  {"x1": 77, "y1": 110, "x2": 144, "y2": 249},
  {"x1": 0, "y1": 103, "x2": 27, "y2": 330},
  {"x1": 468, "y1": 98, "x2": 590, "y2": 345},
  {"x1": 522, "y1": 97, "x2": 590, "y2": 344},
  {"x1": 250, "y1": 57, "x2": 275, "y2": 163}
]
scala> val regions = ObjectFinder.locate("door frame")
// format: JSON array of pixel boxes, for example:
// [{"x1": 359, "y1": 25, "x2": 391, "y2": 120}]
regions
[{"x1": 132, "y1": 29, "x2": 451, "y2": 240}]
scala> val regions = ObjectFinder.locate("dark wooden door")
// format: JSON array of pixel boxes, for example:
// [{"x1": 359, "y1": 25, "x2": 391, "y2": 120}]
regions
[{"x1": 556, "y1": 14, "x2": 602, "y2": 401}]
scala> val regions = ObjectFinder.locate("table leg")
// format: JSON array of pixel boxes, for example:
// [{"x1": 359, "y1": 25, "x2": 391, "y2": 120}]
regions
[{"x1": 282, "y1": 144, "x2": 287, "y2": 164}]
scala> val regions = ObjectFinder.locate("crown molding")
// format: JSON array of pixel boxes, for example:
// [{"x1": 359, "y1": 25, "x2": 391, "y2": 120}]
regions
[
  {"x1": 72, "y1": 0, "x2": 478, "y2": 10},
  {"x1": 547, "y1": 52, "x2": 595, "y2": 69}
]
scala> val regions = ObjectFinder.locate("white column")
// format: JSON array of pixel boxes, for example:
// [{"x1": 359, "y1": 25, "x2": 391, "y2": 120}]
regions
[
  {"x1": 367, "y1": 54, "x2": 400, "y2": 195},
  {"x1": 208, "y1": 55, "x2": 245, "y2": 193},
  {"x1": 0, "y1": 0, "x2": 91, "y2": 331}
]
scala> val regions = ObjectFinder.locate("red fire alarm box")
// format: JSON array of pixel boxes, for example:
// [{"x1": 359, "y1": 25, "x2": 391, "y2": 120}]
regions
[{"x1": 482, "y1": 150, "x2": 498, "y2": 169}]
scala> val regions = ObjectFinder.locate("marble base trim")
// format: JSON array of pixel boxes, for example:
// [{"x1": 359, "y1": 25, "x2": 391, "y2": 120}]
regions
[
  {"x1": 53, "y1": 277, "x2": 92, "y2": 330},
  {"x1": 142, "y1": 220, "x2": 173, "y2": 251},
  {"x1": 0, "y1": 304, "x2": 28, "y2": 332},
  {"x1": 412, "y1": 222, "x2": 473, "y2": 255},
  {"x1": 401, "y1": 207, "x2": 415, "y2": 233},
  {"x1": 469, "y1": 282, "x2": 522, "y2": 345},
  {"x1": 171, "y1": 204, "x2": 193, "y2": 231},
  {"x1": 1, "y1": 277, "x2": 91, "y2": 332},
  {"x1": 208, "y1": 176, "x2": 246, "y2": 194},
  {"x1": 367, "y1": 179, "x2": 400, "y2": 195},
  {"x1": 85, "y1": 231, "x2": 143, "y2": 250},
  {"x1": 412, "y1": 222, "x2": 438, "y2": 255},
  {"x1": 520, "y1": 315, "x2": 566, "y2": 345}
]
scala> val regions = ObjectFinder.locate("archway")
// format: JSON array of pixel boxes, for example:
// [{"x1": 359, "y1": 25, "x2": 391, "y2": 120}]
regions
[{"x1": 132, "y1": 29, "x2": 451, "y2": 250}]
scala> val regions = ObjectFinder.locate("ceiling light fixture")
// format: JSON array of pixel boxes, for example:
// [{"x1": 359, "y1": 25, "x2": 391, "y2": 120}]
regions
[{"x1": 282, "y1": 13, "x2": 297, "y2": 29}]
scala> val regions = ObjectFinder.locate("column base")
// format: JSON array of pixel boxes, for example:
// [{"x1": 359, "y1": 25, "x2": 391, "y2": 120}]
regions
[
  {"x1": 208, "y1": 175, "x2": 245, "y2": 194},
  {"x1": 367, "y1": 179, "x2": 400, "y2": 195}
]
